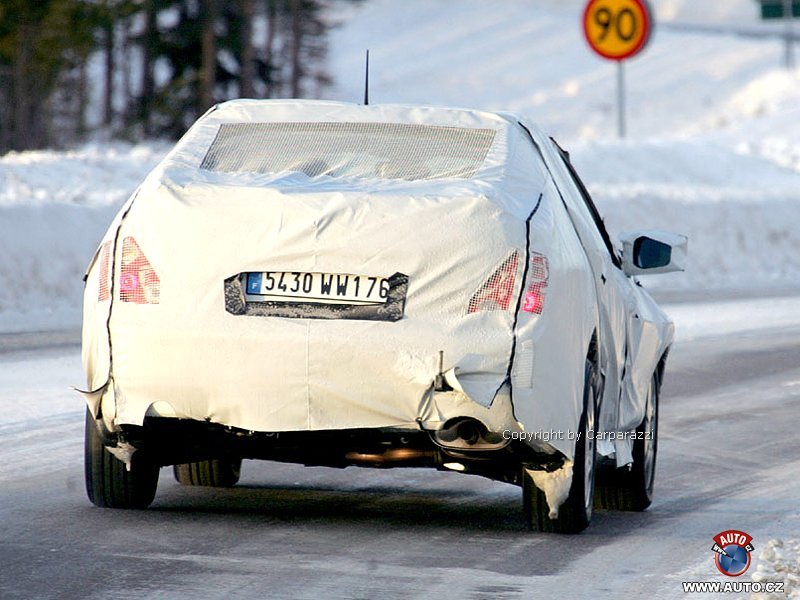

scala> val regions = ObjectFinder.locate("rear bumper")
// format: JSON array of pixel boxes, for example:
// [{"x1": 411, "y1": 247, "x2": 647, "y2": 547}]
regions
[{"x1": 103, "y1": 308, "x2": 520, "y2": 437}]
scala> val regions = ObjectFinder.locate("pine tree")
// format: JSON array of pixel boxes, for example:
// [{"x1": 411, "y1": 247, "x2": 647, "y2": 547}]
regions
[
  {"x1": 0, "y1": 0, "x2": 353, "y2": 152},
  {"x1": 0, "y1": 0, "x2": 96, "y2": 152}
]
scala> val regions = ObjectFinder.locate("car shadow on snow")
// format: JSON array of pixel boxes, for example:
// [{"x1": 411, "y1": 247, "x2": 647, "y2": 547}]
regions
[{"x1": 145, "y1": 462, "x2": 666, "y2": 538}]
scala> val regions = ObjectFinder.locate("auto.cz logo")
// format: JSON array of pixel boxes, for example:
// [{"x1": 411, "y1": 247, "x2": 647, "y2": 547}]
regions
[
  {"x1": 680, "y1": 530, "x2": 786, "y2": 595},
  {"x1": 711, "y1": 529, "x2": 754, "y2": 577}
]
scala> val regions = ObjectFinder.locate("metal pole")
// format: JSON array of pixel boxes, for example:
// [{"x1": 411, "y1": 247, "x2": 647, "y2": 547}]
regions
[
  {"x1": 786, "y1": 0, "x2": 795, "y2": 69},
  {"x1": 364, "y1": 49, "x2": 370, "y2": 104},
  {"x1": 617, "y1": 61, "x2": 626, "y2": 139}
]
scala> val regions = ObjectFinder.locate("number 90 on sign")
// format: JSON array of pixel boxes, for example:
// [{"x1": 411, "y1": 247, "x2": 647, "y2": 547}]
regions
[{"x1": 583, "y1": 0, "x2": 652, "y2": 61}]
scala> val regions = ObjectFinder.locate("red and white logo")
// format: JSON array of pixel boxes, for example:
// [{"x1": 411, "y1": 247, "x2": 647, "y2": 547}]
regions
[{"x1": 711, "y1": 530, "x2": 754, "y2": 577}]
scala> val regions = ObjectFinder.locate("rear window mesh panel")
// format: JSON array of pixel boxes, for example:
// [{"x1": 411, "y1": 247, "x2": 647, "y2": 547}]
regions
[{"x1": 200, "y1": 122, "x2": 496, "y2": 181}]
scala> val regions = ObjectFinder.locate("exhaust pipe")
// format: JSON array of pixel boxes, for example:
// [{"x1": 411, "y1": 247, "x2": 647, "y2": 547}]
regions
[
  {"x1": 344, "y1": 448, "x2": 435, "y2": 466},
  {"x1": 432, "y1": 418, "x2": 509, "y2": 450}
]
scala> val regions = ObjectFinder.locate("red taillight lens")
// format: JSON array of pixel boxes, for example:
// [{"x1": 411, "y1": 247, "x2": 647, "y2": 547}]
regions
[
  {"x1": 119, "y1": 237, "x2": 160, "y2": 304},
  {"x1": 97, "y1": 241, "x2": 112, "y2": 302},
  {"x1": 467, "y1": 251, "x2": 520, "y2": 313},
  {"x1": 522, "y1": 253, "x2": 548, "y2": 315}
]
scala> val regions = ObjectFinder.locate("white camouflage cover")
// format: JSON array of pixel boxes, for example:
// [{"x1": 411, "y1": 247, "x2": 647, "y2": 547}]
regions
[{"x1": 81, "y1": 100, "x2": 671, "y2": 463}]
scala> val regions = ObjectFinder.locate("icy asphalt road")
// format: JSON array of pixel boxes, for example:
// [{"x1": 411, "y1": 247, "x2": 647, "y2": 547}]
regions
[{"x1": 1, "y1": 309, "x2": 799, "y2": 599}]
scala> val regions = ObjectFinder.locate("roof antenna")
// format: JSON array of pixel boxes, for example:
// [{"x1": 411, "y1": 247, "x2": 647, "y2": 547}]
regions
[{"x1": 363, "y1": 49, "x2": 370, "y2": 105}]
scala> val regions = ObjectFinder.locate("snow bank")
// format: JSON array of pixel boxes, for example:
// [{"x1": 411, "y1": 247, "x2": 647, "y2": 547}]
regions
[
  {"x1": 751, "y1": 539, "x2": 800, "y2": 599},
  {"x1": 665, "y1": 296, "x2": 800, "y2": 341},
  {"x1": 6, "y1": 135, "x2": 799, "y2": 333},
  {"x1": 569, "y1": 138, "x2": 800, "y2": 291},
  {"x1": 0, "y1": 143, "x2": 167, "y2": 332}
]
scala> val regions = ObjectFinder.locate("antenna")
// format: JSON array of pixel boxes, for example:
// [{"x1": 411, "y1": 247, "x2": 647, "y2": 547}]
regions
[{"x1": 363, "y1": 49, "x2": 370, "y2": 105}]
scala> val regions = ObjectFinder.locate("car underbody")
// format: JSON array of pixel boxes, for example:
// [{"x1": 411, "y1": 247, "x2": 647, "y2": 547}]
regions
[{"x1": 93, "y1": 413, "x2": 569, "y2": 489}]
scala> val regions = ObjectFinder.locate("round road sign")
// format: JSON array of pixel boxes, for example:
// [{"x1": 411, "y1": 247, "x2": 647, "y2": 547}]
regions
[{"x1": 583, "y1": 0, "x2": 652, "y2": 61}]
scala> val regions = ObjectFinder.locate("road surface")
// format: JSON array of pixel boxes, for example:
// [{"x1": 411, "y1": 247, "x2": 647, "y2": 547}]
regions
[{"x1": 1, "y1": 310, "x2": 799, "y2": 599}]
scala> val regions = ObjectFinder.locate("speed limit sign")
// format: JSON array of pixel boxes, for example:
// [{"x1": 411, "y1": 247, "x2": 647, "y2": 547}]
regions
[{"x1": 583, "y1": 0, "x2": 652, "y2": 61}]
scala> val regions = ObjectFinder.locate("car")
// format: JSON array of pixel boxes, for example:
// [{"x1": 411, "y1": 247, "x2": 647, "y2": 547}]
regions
[{"x1": 79, "y1": 99, "x2": 687, "y2": 533}]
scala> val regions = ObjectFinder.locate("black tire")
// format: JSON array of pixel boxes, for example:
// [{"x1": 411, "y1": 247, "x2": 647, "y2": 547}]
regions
[
  {"x1": 523, "y1": 359, "x2": 598, "y2": 534},
  {"x1": 84, "y1": 408, "x2": 159, "y2": 509},
  {"x1": 594, "y1": 372, "x2": 659, "y2": 511},
  {"x1": 173, "y1": 458, "x2": 242, "y2": 487}
]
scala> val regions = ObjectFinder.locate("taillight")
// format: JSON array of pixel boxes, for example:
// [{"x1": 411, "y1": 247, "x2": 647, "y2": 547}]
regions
[
  {"x1": 467, "y1": 251, "x2": 520, "y2": 313},
  {"x1": 119, "y1": 237, "x2": 160, "y2": 304},
  {"x1": 522, "y1": 253, "x2": 548, "y2": 314},
  {"x1": 97, "y1": 241, "x2": 112, "y2": 302}
]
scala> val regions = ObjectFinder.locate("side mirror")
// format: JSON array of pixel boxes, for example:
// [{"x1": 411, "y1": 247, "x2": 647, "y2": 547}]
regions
[{"x1": 619, "y1": 230, "x2": 688, "y2": 276}]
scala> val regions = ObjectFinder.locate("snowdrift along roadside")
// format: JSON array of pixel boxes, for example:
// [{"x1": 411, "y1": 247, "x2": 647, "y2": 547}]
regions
[
  {"x1": 3, "y1": 135, "x2": 800, "y2": 334},
  {"x1": 0, "y1": 144, "x2": 166, "y2": 332}
]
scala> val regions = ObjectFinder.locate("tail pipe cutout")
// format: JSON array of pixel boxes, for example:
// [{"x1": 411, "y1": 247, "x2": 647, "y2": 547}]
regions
[{"x1": 432, "y1": 417, "x2": 510, "y2": 451}]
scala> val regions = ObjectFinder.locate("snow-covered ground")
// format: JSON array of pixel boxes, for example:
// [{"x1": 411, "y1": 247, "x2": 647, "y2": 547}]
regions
[
  {"x1": 1, "y1": 0, "x2": 800, "y2": 334},
  {"x1": 0, "y1": 143, "x2": 167, "y2": 333},
  {"x1": 752, "y1": 539, "x2": 800, "y2": 599},
  {"x1": 668, "y1": 295, "x2": 800, "y2": 342}
]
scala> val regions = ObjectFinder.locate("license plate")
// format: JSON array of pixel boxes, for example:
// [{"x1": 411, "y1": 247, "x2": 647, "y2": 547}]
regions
[{"x1": 244, "y1": 271, "x2": 390, "y2": 305}]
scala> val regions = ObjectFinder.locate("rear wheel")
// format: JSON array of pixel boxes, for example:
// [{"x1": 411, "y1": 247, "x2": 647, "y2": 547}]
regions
[
  {"x1": 595, "y1": 372, "x2": 659, "y2": 511},
  {"x1": 173, "y1": 458, "x2": 242, "y2": 487},
  {"x1": 523, "y1": 359, "x2": 597, "y2": 534},
  {"x1": 84, "y1": 409, "x2": 159, "y2": 509}
]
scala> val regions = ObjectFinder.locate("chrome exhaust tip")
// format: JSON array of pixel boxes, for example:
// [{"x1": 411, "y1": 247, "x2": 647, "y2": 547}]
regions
[{"x1": 432, "y1": 418, "x2": 509, "y2": 450}]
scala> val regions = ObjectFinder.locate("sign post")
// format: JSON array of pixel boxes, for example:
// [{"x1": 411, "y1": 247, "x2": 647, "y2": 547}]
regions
[
  {"x1": 757, "y1": 0, "x2": 799, "y2": 68},
  {"x1": 785, "y1": 0, "x2": 796, "y2": 69},
  {"x1": 583, "y1": 0, "x2": 653, "y2": 138},
  {"x1": 617, "y1": 60, "x2": 625, "y2": 138}
]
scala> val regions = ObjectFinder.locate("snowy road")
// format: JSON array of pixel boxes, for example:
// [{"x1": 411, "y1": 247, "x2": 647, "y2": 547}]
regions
[{"x1": 1, "y1": 310, "x2": 799, "y2": 599}]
